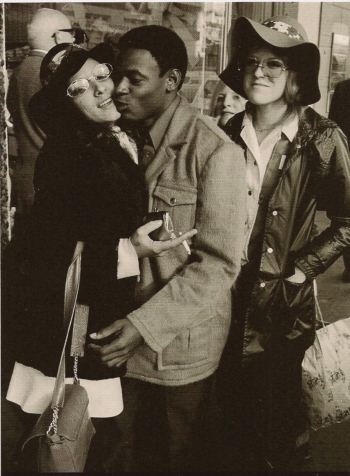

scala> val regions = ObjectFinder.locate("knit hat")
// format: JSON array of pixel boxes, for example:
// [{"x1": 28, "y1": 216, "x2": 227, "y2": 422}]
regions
[{"x1": 219, "y1": 16, "x2": 321, "y2": 105}]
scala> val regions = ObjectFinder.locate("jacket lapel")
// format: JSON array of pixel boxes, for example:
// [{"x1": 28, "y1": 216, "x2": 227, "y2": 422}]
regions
[{"x1": 144, "y1": 97, "x2": 190, "y2": 199}]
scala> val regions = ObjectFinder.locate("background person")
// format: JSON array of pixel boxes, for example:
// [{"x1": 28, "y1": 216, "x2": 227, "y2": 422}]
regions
[
  {"x1": 218, "y1": 15, "x2": 350, "y2": 471},
  {"x1": 210, "y1": 80, "x2": 246, "y2": 129},
  {"x1": 7, "y1": 8, "x2": 74, "y2": 230},
  {"x1": 89, "y1": 25, "x2": 247, "y2": 472},
  {"x1": 4, "y1": 42, "x2": 195, "y2": 472},
  {"x1": 329, "y1": 79, "x2": 350, "y2": 282}
]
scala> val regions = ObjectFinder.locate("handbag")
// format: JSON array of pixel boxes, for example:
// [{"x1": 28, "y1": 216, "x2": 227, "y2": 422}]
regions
[
  {"x1": 302, "y1": 280, "x2": 350, "y2": 431},
  {"x1": 22, "y1": 242, "x2": 96, "y2": 472}
]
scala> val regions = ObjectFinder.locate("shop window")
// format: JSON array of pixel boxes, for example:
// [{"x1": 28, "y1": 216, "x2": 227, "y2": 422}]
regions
[
  {"x1": 56, "y1": 2, "x2": 229, "y2": 114},
  {"x1": 5, "y1": 2, "x2": 231, "y2": 115}
]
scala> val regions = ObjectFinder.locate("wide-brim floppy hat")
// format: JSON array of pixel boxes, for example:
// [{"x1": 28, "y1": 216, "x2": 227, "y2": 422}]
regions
[
  {"x1": 219, "y1": 16, "x2": 321, "y2": 106},
  {"x1": 30, "y1": 42, "x2": 115, "y2": 133}
]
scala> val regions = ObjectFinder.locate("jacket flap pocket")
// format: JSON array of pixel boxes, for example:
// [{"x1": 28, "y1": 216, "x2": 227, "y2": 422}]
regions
[{"x1": 153, "y1": 185, "x2": 197, "y2": 206}]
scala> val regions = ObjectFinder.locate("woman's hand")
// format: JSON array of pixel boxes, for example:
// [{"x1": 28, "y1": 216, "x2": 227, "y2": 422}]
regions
[
  {"x1": 131, "y1": 220, "x2": 197, "y2": 258},
  {"x1": 285, "y1": 266, "x2": 307, "y2": 284}
]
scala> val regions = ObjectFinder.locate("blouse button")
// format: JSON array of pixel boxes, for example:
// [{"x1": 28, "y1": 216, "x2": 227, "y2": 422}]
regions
[
  {"x1": 260, "y1": 282, "x2": 266, "y2": 288},
  {"x1": 272, "y1": 210, "x2": 278, "y2": 216},
  {"x1": 170, "y1": 197, "x2": 177, "y2": 205},
  {"x1": 267, "y1": 247, "x2": 274, "y2": 254},
  {"x1": 248, "y1": 190, "x2": 252, "y2": 196}
]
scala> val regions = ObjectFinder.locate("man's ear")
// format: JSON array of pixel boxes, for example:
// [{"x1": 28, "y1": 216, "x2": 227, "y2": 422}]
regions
[{"x1": 165, "y1": 69, "x2": 182, "y2": 92}]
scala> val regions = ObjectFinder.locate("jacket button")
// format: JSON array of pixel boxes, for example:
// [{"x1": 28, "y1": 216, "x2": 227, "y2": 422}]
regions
[
  {"x1": 272, "y1": 210, "x2": 278, "y2": 216},
  {"x1": 260, "y1": 282, "x2": 266, "y2": 288},
  {"x1": 170, "y1": 197, "x2": 176, "y2": 205},
  {"x1": 267, "y1": 247, "x2": 273, "y2": 254}
]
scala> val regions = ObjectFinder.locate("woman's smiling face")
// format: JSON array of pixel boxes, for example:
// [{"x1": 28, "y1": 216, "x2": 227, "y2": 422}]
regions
[
  {"x1": 242, "y1": 46, "x2": 289, "y2": 107},
  {"x1": 69, "y1": 58, "x2": 120, "y2": 125}
]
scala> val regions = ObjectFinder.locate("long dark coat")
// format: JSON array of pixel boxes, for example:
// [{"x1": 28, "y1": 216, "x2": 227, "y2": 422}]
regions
[{"x1": 4, "y1": 128, "x2": 145, "y2": 380}]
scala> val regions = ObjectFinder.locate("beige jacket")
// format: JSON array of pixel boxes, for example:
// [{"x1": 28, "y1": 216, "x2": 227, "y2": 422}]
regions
[{"x1": 126, "y1": 97, "x2": 246, "y2": 385}]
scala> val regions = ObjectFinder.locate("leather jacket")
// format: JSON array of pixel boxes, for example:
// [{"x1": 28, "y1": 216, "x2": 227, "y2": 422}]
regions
[{"x1": 224, "y1": 107, "x2": 350, "y2": 362}]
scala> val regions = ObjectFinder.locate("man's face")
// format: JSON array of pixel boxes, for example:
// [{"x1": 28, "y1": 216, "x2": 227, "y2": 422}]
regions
[{"x1": 113, "y1": 48, "x2": 170, "y2": 128}]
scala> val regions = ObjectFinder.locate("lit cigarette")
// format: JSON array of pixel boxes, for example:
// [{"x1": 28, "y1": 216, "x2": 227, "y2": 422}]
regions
[
  {"x1": 178, "y1": 231, "x2": 191, "y2": 255},
  {"x1": 182, "y1": 240, "x2": 191, "y2": 255}
]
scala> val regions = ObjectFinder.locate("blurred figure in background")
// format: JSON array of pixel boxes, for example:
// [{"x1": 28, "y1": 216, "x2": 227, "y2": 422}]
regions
[
  {"x1": 7, "y1": 8, "x2": 74, "y2": 230},
  {"x1": 329, "y1": 79, "x2": 350, "y2": 283},
  {"x1": 210, "y1": 80, "x2": 246, "y2": 129}
]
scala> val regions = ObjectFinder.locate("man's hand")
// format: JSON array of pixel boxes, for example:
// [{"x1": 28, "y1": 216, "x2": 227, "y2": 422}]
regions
[
  {"x1": 89, "y1": 319, "x2": 143, "y2": 368},
  {"x1": 131, "y1": 220, "x2": 197, "y2": 258}
]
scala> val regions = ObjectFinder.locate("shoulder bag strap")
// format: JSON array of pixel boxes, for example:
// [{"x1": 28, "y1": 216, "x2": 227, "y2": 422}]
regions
[{"x1": 51, "y1": 241, "x2": 84, "y2": 410}]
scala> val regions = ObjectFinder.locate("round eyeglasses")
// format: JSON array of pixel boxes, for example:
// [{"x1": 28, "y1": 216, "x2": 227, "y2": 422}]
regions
[
  {"x1": 67, "y1": 63, "x2": 113, "y2": 98},
  {"x1": 244, "y1": 57, "x2": 288, "y2": 78}
]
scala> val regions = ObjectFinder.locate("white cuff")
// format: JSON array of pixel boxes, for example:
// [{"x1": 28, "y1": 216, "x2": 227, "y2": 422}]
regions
[{"x1": 117, "y1": 238, "x2": 140, "y2": 279}]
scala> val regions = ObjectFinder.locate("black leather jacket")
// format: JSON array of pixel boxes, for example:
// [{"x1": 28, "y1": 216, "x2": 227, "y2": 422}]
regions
[{"x1": 224, "y1": 107, "x2": 350, "y2": 362}]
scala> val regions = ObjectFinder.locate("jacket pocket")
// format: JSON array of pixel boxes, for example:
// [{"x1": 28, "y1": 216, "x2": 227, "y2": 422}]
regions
[
  {"x1": 282, "y1": 279, "x2": 306, "y2": 306},
  {"x1": 152, "y1": 183, "x2": 197, "y2": 234},
  {"x1": 157, "y1": 323, "x2": 210, "y2": 370},
  {"x1": 280, "y1": 279, "x2": 314, "y2": 339}
]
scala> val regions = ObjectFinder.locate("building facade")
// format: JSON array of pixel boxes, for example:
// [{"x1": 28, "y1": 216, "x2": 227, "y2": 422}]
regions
[{"x1": 4, "y1": 2, "x2": 350, "y2": 116}]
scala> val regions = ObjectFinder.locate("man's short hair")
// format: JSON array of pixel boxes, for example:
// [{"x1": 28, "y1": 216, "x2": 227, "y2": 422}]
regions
[{"x1": 117, "y1": 25, "x2": 188, "y2": 89}]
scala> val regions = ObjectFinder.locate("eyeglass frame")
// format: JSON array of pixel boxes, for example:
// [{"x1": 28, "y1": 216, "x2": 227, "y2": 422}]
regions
[
  {"x1": 66, "y1": 63, "x2": 113, "y2": 98},
  {"x1": 52, "y1": 28, "x2": 89, "y2": 45},
  {"x1": 243, "y1": 56, "x2": 289, "y2": 78}
]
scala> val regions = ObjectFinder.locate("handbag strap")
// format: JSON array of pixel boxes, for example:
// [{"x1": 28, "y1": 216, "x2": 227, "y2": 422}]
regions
[{"x1": 51, "y1": 241, "x2": 84, "y2": 411}]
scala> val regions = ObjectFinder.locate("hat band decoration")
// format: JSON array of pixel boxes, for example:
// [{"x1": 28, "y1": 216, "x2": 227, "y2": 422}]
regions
[
  {"x1": 43, "y1": 44, "x2": 87, "y2": 86},
  {"x1": 262, "y1": 20, "x2": 303, "y2": 41},
  {"x1": 219, "y1": 15, "x2": 321, "y2": 105}
]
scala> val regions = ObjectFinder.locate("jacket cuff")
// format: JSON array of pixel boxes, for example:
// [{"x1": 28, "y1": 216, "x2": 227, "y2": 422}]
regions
[
  {"x1": 294, "y1": 257, "x2": 317, "y2": 281},
  {"x1": 117, "y1": 238, "x2": 140, "y2": 279},
  {"x1": 127, "y1": 312, "x2": 163, "y2": 354}
]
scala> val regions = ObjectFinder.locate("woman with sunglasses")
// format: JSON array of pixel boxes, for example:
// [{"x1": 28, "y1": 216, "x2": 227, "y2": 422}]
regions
[
  {"x1": 217, "y1": 16, "x2": 350, "y2": 471},
  {"x1": 4, "y1": 43, "x2": 196, "y2": 471}
]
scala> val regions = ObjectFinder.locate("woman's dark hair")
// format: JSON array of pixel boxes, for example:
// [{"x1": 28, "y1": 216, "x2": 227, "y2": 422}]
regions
[{"x1": 117, "y1": 25, "x2": 188, "y2": 89}]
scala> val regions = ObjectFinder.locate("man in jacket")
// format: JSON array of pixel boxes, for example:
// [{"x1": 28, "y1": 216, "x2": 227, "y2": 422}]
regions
[
  {"x1": 89, "y1": 25, "x2": 246, "y2": 471},
  {"x1": 7, "y1": 8, "x2": 73, "y2": 227},
  {"x1": 329, "y1": 78, "x2": 350, "y2": 282}
]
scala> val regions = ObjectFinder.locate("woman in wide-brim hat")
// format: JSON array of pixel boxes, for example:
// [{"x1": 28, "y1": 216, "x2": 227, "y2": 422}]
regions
[
  {"x1": 4, "y1": 42, "x2": 195, "y2": 471},
  {"x1": 218, "y1": 15, "x2": 350, "y2": 471}
]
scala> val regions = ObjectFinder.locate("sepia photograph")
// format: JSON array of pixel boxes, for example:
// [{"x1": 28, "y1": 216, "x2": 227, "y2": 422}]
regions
[{"x1": 1, "y1": 1, "x2": 350, "y2": 473}]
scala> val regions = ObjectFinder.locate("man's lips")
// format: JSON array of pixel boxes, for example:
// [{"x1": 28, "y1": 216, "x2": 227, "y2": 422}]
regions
[{"x1": 115, "y1": 101, "x2": 129, "y2": 109}]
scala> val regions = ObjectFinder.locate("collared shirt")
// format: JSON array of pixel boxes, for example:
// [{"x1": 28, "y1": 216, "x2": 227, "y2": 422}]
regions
[
  {"x1": 241, "y1": 112, "x2": 299, "y2": 263},
  {"x1": 149, "y1": 95, "x2": 181, "y2": 150},
  {"x1": 139, "y1": 95, "x2": 181, "y2": 166}
]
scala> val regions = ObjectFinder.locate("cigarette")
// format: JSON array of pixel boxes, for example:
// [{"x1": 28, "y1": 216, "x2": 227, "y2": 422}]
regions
[
  {"x1": 178, "y1": 231, "x2": 191, "y2": 255},
  {"x1": 182, "y1": 240, "x2": 191, "y2": 255}
]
